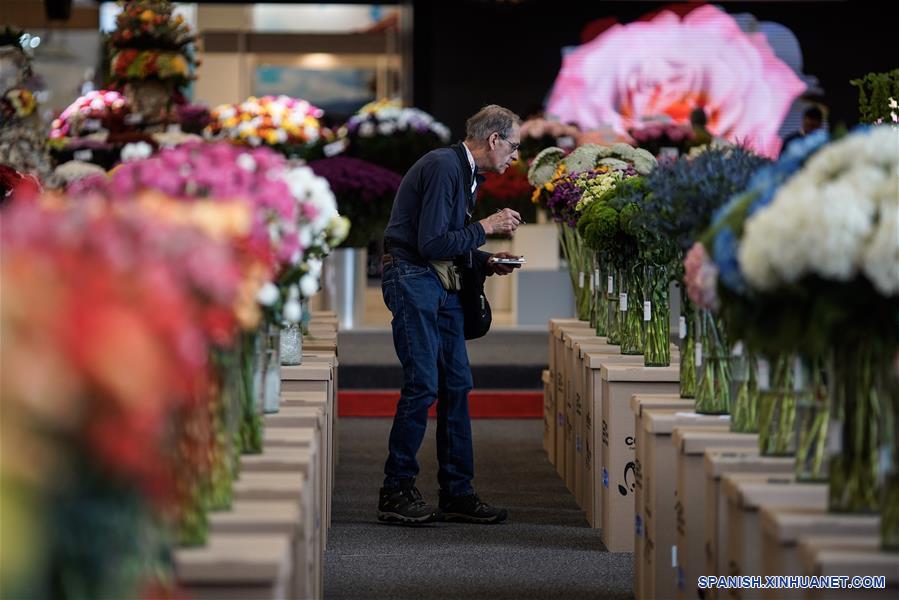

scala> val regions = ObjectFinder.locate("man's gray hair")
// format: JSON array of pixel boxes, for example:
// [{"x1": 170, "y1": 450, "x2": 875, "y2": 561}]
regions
[{"x1": 465, "y1": 104, "x2": 521, "y2": 141}]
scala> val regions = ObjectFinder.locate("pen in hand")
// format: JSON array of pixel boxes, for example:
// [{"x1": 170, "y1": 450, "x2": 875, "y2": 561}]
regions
[{"x1": 496, "y1": 208, "x2": 525, "y2": 225}]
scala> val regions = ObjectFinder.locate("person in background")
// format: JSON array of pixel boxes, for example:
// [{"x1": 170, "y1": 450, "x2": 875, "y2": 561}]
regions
[
  {"x1": 780, "y1": 106, "x2": 824, "y2": 156},
  {"x1": 688, "y1": 107, "x2": 713, "y2": 148},
  {"x1": 377, "y1": 105, "x2": 523, "y2": 525}
]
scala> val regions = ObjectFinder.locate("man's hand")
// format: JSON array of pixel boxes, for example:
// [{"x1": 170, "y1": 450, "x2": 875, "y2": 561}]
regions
[
  {"x1": 487, "y1": 252, "x2": 523, "y2": 276},
  {"x1": 479, "y1": 208, "x2": 521, "y2": 236}
]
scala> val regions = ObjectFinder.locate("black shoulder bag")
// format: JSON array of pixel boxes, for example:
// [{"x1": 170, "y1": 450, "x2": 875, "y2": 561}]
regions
[{"x1": 455, "y1": 250, "x2": 492, "y2": 340}]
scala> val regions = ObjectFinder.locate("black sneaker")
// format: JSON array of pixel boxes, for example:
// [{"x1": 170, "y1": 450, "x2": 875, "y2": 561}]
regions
[
  {"x1": 377, "y1": 485, "x2": 439, "y2": 524},
  {"x1": 439, "y1": 491, "x2": 508, "y2": 524}
]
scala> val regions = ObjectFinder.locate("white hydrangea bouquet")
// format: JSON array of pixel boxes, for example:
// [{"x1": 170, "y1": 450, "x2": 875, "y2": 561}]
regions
[
  {"x1": 741, "y1": 126, "x2": 898, "y2": 299},
  {"x1": 337, "y1": 99, "x2": 451, "y2": 174},
  {"x1": 738, "y1": 126, "x2": 899, "y2": 515}
]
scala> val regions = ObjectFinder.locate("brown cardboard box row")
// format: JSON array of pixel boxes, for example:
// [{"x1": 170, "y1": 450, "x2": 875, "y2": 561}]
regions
[
  {"x1": 548, "y1": 317, "x2": 897, "y2": 600},
  {"x1": 175, "y1": 315, "x2": 339, "y2": 600},
  {"x1": 548, "y1": 319, "x2": 680, "y2": 553},
  {"x1": 629, "y1": 389, "x2": 896, "y2": 600}
]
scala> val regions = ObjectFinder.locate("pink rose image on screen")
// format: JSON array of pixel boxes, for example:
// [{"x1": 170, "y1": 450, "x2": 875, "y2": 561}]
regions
[{"x1": 546, "y1": 4, "x2": 806, "y2": 157}]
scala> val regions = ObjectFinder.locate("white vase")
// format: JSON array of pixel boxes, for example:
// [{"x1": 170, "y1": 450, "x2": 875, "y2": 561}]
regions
[
  {"x1": 261, "y1": 324, "x2": 281, "y2": 414},
  {"x1": 322, "y1": 247, "x2": 367, "y2": 329}
]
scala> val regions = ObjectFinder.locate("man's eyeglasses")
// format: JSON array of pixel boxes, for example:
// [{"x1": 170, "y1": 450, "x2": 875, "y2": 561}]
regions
[{"x1": 499, "y1": 136, "x2": 520, "y2": 153}]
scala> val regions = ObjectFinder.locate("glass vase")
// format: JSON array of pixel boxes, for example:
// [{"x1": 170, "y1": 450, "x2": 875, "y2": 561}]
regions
[
  {"x1": 559, "y1": 224, "x2": 592, "y2": 321},
  {"x1": 174, "y1": 390, "x2": 213, "y2": 546},
  {"x1": 757, "y1": 355, "x2": 803, "y2": 457},
  {"x1": 238, "y1": 329, "x2": 264, "y2": 454},
  {"x1": 827, "y1": 343, "x2": 888, "y2": 514},
  {"x1": 207, "y1": 348, "x2": 236, "y2": 511},
  {"x1": 588, "y1": 254, "x2": 598, "y2": 331},
  {"x1": 794, "y1": 356, "x2": 829, "y2": 482},
  {"x1": 619, "y1": 263, "x2": 644, "y2": 355},
  {"x1": 280, "y1": 323, "x2": 304, "y2": 366},
  {"x1": 262, "y1": 324, "x2": 281, "y2": 414},
  {"x1": 606, "y1": 269, "x2": 621, "y2": 345},
  {"x1": 694, "y1": 309, "x2": 730, "y2": 414},
  {"x1": 678, "y1": 295, "x2": 696, "y2": 399},
  {"x1": 881, "y1": 356, "x2": 899, "y2": 551},
  {"x1": 729, "y1": 343, "x2": 758, "y2": 433},
  {"x1": 593, "y1": 256, "x2": 607, "y2": 337},
  {"x1": 642, "y1": 264, "x2": 670, "y2": 367}
]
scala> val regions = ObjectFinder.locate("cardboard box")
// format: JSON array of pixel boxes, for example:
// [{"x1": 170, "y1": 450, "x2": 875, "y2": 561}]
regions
[
  {"x1": 759, "y1": 508, "x2": 879, "y2": 600},
  {"x1": 230, "y1": 474, "x2": 318, "y2": 598},
  {"x1": 542, "y1": 369, "x2": 555, "y2": 460},
  {"x1": 241, "y1": 446, "x2": 324, "y2": 583},
  {"x1": 208, "y1": 499, "x2": 316, "y2": 600},
  {"x1": 263, "y1": 406, "x2": 326, "y2": 543},
  {"x1": 722, "y1": 474, "x2": 827, "y2": 600},
  {"x1": 673, "y1": 429, "x2": 758, "y2": 599},
  {"x1": 564, "y1": 330, "x2": 602, "y2": 493},
  {"x1": 175, "y1": 533, "x2": 293, "y2": 600},
  {"x1": 639, "y1": 410, "x2": 732, "y2": 600},
  {"x1": 585, "y1": 352, "x2": 643, "y2": 526},
  {"x1": 274, "y1": 395, "x2": 332, "y2": 531},
  {"x1": 600, "y1": 362, "x2": 679, "y2": 553},
  {"x1": 575, "y1": 339, "x2": 620, "y2": 509},
  {"x1": 798, "y1": 535, "x2": 899, "y2": 600},
  {"x1": 630, "y1": 395, "x2": 695, "y2": 600},
  {"x1": 582, "y1": 347, "x2": 631, "y2": 527},
  {"x1": 553, "y1": 322, "x2": 593, "y2": 479},
  {"x1": 281, "y1": 363, "x2": 334, "y2": 471},
  {"x1": 703, "y1": 450, "x2": 795, "y2": 600}
]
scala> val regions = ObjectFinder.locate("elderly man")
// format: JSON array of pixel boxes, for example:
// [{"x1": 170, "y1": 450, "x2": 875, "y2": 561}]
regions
[{"x1": 378, "y1": 105, "x2": 523, "y2": 524}]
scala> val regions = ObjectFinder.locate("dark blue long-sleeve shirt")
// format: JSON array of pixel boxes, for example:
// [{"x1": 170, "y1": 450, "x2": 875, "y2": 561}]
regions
[{"x1": 383, "y1": 144, "x2": 491, "y2": 267}]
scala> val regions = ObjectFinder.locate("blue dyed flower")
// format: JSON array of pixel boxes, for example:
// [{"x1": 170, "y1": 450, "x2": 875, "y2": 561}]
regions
[{"x1": 713, "y1": 227, "x2": 745, "y2": 294}]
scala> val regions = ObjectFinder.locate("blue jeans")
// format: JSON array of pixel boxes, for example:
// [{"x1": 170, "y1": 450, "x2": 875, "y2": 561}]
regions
[{"x1": 381, "y1": 259, "x2": 475, "y2": 497}]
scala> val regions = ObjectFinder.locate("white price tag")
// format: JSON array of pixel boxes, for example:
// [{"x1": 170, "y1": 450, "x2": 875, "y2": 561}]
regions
[
  {"x1": 323, "y1": 138, "x2": 348, "y2": 157},
  {"x1": 607, "y1": 276, "x2": 614, "y2": 294},
  {"x1": 124, "y1": 113, "x2": 143, "y2": 125},
  {"x1": 619, "y1": 292, "x2": 628, "y2": 312},
  {"x1": 757, "y1": 359, "x2": 771, "y2": 391},
  {"x1": 826, "y1": 420, "x2": 842, "y2": 454},
  {"x1": 73, "y1": 149, "x2": 93, "y2": 161},
  {"x1": 694, "y1": 342, "x2": 703, "y2": 367},
  {"x1": 678, "y1": 316, "x2": 687, "y2": 340},
  {"x1": 643, "y1": 301, "x2": 651, "y2": 321},
  {"x1": 166, "y1": 123, "x2": 181, "y2": 134},
  {"x1": 793, "y1": 356, "x2": 805, "y2": 391},
  {"x1": 83, "y1": 118, "x2": 101, "y2": 131},
  {"x1": 579, "y1": 271, "x2": 585, "y2": 288},
  {"x1": 732, "y1": 341, "x2": 745, "y2": 357}
]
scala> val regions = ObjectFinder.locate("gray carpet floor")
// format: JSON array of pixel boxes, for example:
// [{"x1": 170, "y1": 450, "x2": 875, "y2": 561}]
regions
[{"x1": 324, "y1": 418, "x2": 634, "y2": 600}]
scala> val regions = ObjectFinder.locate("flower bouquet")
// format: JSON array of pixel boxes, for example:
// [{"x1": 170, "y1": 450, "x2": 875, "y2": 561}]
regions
[
  {"x1": 0, "y1": 197, "x2": 247, "y2": 595},
  {"x1": 107, "y1": 0, "x2": 197, "y2": 121},
  {"x1": 640, "y1": 145, "x2": 769, "y2": 405},
  {"x1": 578, "y1": 176, "x2": 678, "y2": 363},
  {"x1": 49, "y1": 90, "x2": 130, "y2": 141},
  {"x1": 110, "y1": 141, "x2": 347, "y2": 438},
  {"x1": 736, "y1": 127, "x2": 899, "y2": 517},
  {"x1": 688, "y1": 131, "x2": 830, "y2": 443},
  {"x1": 338, "y1": 99, "x2": 451, "y2": 175},
  {"x1": 529, "y1": 144, "x2": 645, "y2": 323},
  {"x1": 308, "y1": 156, "x2": 399, "y2": 248},
  {"x1": 0, "y1": 28, "x2": 51, "y2": 178},
  {"x1": 205, "y1": 95, "x2": 326, "y2": 159}
]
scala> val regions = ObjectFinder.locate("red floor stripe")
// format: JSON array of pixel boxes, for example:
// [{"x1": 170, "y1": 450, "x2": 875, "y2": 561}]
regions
[{"x1": 338, "y1": 390, "x2": 543, "y2": 418}]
